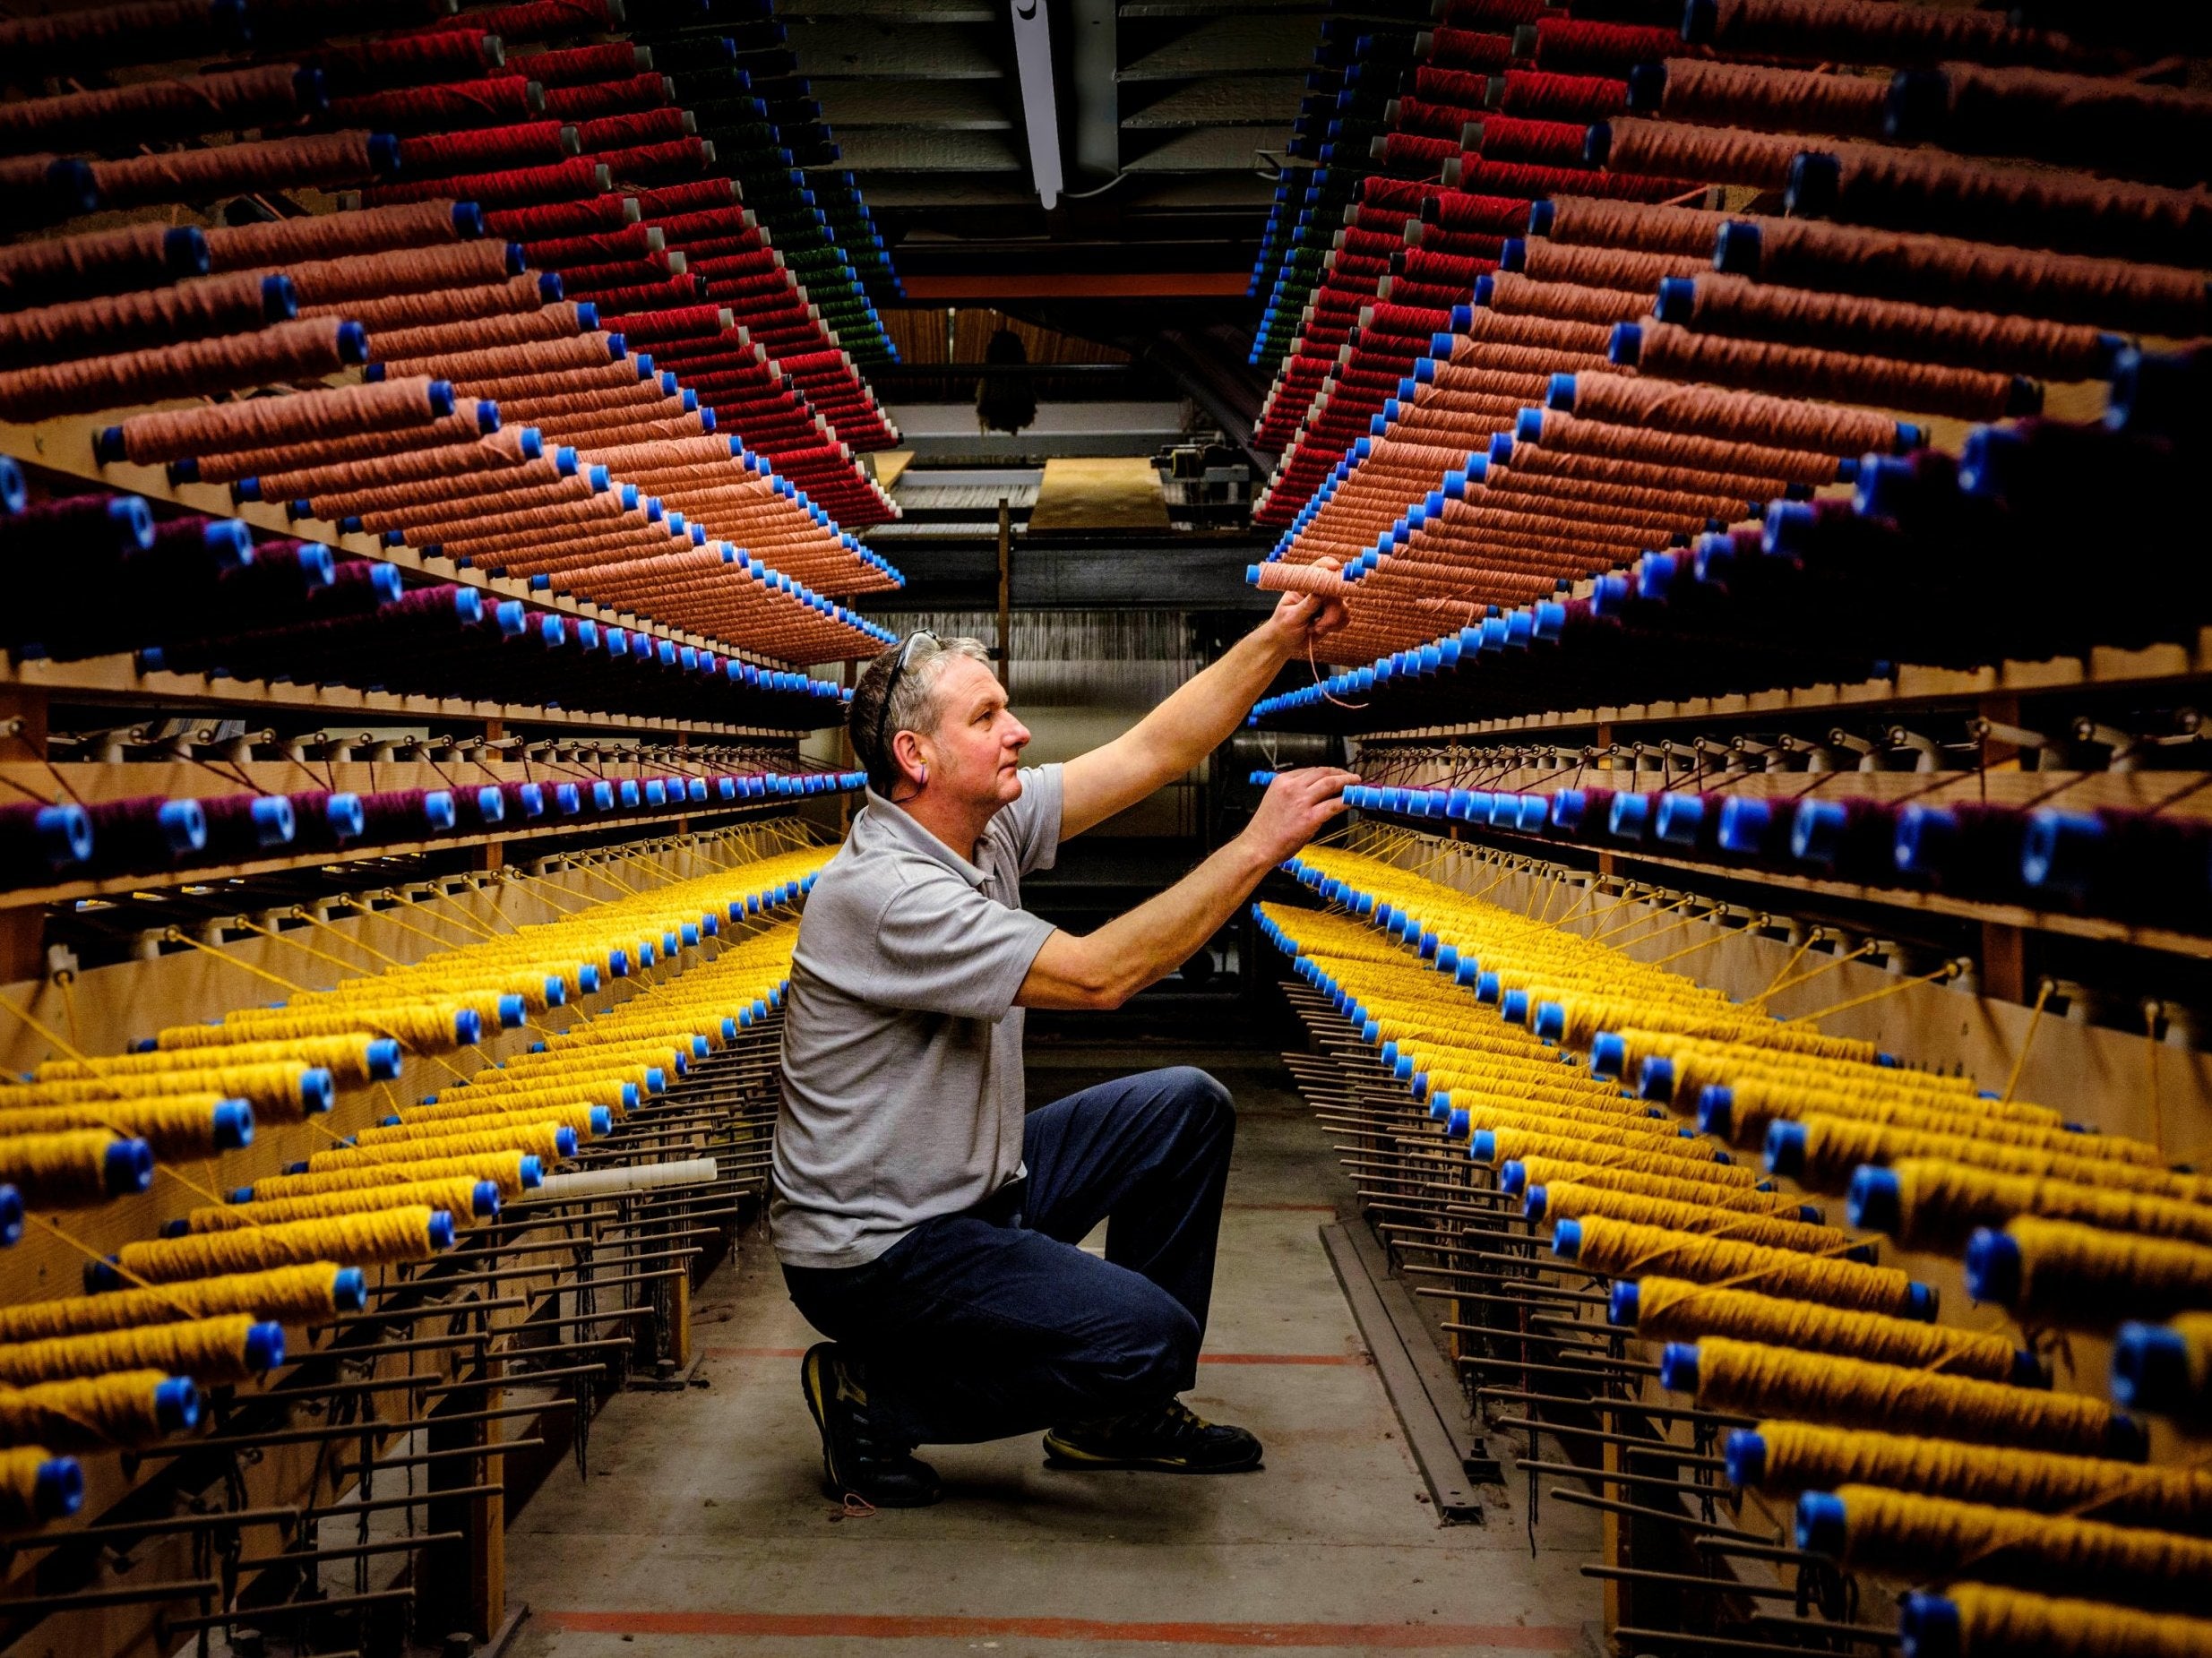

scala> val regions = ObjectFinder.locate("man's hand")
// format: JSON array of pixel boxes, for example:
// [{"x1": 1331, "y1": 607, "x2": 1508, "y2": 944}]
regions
[
  {"x1": 1261, "y1": 554, "x2": 1349, "y2": 655},
  {"x1": 1238, "y1": 767, "x2": 1359, "y2": 869}
]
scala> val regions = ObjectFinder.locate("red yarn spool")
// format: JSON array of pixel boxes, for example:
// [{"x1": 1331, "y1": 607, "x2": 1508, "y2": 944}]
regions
[
  {"x1": 110, "y1": 375, "x2": 452, "y2": 466},
  {"x1": 0, "y1": 317, "x2": 367, "y2": 423},
  {"x1": 324, "y1": 75, "x2": 542, "y2": 134}
]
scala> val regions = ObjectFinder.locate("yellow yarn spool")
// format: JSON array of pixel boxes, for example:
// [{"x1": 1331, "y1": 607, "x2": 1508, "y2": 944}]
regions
[
  {"x1": 112, "y1": 1207, "x2": 443, "y2": 1284},
  {"x1": 0, "y1": 1370, "x2": 185, "y2": 1450},
  {"x1": 1564, "y1": 1216, "x2": 1921, "y2": 1317},
  {"x1": 0, "y1": 1316, "x2": 263, "y2": 1388},
  {"x1": 4, "y1": 1062, "x2": 325, "y2": 1118},
  {"x1": 400, "y1": 1078, "x2": 633, "y2": 1121},
  {"x1": 1818, "y1": 1483, "x2": 2212, "y2": 1610},
  {"x1": 1790, "y1": 1115, "x2": 2212, "y2": 1205},
  {"x1": 1450, "y1": 1097, "x2": 1698, "y2": 1147},
  {"x1": 354, "y1": 1103, "x2": 602, "y2": 1146},
  {"x1": 1995, "y1": 1217, "x2": 2212, "y2": 1327},
  {"x1": 1628, "y1": 1277, "x2": 2021, "y2": 1383},
  {"x1": 1476, "y1": 1127, "x2": 1767, "y2": 1190},
  {"x1": 0, "y1": 1263, "x2": 348, "y2": 1342},
  {"x1": 1745, "y1": 1422, "x2": 2212, "y2": 1534},
  {"x1": 0, "y1": 1095, "x2": 237, "y2": 1159},
  {"x1": 1727, "y1": 1084, "x2": 2165, "y2": 1166},
  {"x1": 0, "y1": 1130, "x2": 134, "y2": 1207},
  {"x1": 1508, "y1": 1157, "x2": 1814, "y2": 1218},
  {"x1": 1933, "y1": 1582, "x2": 2212, "y2": 1657},
  {"x1": 1886, "y1": 1159, "x2": 2212, "y2": 1252},
  {"x1": 1682, "y1": 1339, "x2": 2126, "y2": 1459},
  {"x1": 1534, "y1": 1180, "x2": 1853, "y2": 1256},
  {"x1": 34, "y1": 1034, "x2": 386, "y2": 1085},
  {"x1": 248, "y1": 1154, "x2": 536, "y2": 1202},
  {"x1": 187, "y1": 1176, "x2": 489, "y2": 1232},
  {"x1": 304, "y1": 1121, "x2": 568, "y2": 1173}
]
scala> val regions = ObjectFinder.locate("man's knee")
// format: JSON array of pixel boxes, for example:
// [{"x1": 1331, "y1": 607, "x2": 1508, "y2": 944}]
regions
[{"x1": 1157, "y1": 1066, "x2": 1235, "y2": 1136}]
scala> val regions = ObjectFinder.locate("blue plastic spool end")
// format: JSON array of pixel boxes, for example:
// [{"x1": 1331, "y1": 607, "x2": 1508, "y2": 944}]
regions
[
  {"x1": 426, "y1": 1210, "x2": 457, "y2": 1250},
  {"x1": 1588, "y1": 1031, "x2": 1627, "y2": 1080},
  {"x1": 1846, "y1": 1165, "x2": 1903, "y2": 1234},
  {"x1": 0, "y1": 1184, "x2": 21, "y2": 1247},
  {"x1": 1896, "y1": 1593, "x2": 1962, "y2": 1658},
  {"x1": 1638, "y1": 1056, "x2": 1674, "y2": 1102},
  {"x1": 1550, "y1": 1217, "x2": 1583, "y2": 1259},
  {"x1": 32, "y1": 1458, "x2": 82, "y2": 1520},
  {"x1": 453, "y1": 1007, "x2": 484, "y2": 1045},
  {"x1": 211, "y1": 1100, "x2": 254, "y2": 1150},
  {"x1": 154, "y1": 1378, "x2": 202, "y2": 1434},
  {"x1": 1607, "y1": 1280, "x2": 1640, "y2": 1327},
  {"x1": 1469, "y1": 1130, "x2": 1496, "y2": 1165},
  {"x1": 104, "y1": 1138, "x2": 154, "y2": 1196},
  {"x1": 244, "y1": 1320, "x2": 287, "y2": 1371},
  {"x1": 1904, "y1": 1280, "x2": 1941, "y2": 1322},
  {"x1": 298, "y1": 1067, "x2": 334, "y2": 1114},
  {"x1": 1764, "y1": 1118, "x2": 1809, "y2": 1177},
  {"x1": 2111, "y1": 1321, "x2": 2191, "y2": 1412},
  {"x1": 1658, "y1": 1342, "x2": 1700, "y2": 1392},
  {"x1": 1721, "y1": 1429, "x2": 1766, "y2": 1489},
  {"x1": 1697, "y1": 1086, "x2": 1734, "y2": 1138},
  {"x1": 1795, "y1": 1491, "x2": 1847, "y2": 1557}
]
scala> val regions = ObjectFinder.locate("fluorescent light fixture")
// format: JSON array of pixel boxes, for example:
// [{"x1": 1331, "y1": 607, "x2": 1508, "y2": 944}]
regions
[{"x1": 1011, "y1": 0, "x2": 1063, "y2": 210}]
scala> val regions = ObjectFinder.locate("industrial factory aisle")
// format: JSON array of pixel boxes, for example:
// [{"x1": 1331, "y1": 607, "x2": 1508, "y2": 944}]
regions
[{"x1": 504, "y1": 1044, "x2": 1599, "y2": 1657}]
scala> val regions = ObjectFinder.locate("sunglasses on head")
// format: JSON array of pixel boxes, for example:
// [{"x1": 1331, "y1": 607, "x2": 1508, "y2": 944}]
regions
[{"x1": 868, "y1": 630, "x2": 939, "y2": 777}]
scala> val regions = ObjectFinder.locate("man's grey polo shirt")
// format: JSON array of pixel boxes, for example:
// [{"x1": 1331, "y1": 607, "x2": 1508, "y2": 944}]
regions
[{"x1": 770, "y1": 763, "x2": 1064, "y2": 1269}]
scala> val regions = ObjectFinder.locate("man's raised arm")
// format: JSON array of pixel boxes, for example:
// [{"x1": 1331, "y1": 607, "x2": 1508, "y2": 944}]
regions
[{"x1": 1059, "y1": 564, "x2": 1347, "y2": 840}]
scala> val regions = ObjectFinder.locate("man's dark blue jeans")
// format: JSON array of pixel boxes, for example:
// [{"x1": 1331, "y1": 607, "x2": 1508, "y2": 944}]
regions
[{"x1": 781, "y1": 1065, "x2": 1235, "y2": 1448}]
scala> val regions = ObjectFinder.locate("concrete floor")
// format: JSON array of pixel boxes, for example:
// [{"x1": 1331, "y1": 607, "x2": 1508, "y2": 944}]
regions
[{"x1": 506, "y1": 1044, "x2": 1601, "y2": 1657}]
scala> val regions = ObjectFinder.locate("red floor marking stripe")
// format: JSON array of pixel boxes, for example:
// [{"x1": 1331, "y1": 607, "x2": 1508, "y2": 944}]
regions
[
  {"x1": 543, "y1": 1611, "x2": 1579, "y2": 1648},
  {"x1": 1199, "y1": 1353, "x2": 1366, "y2": 1366}
]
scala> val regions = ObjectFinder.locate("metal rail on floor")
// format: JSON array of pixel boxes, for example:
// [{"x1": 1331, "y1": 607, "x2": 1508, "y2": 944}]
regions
[{"x1": 1319, "y1": 1221, "x2": 1503, "y2": 1525}]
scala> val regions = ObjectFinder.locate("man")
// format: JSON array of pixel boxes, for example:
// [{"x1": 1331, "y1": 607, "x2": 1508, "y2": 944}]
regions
[{"x1": 773, "y1": 576, "x2": 1354, "y2": 1508}]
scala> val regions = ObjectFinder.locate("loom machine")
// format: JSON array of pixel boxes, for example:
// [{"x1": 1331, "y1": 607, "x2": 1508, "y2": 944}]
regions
[
  {"x1": 0, "y1": 0, "x2": 902, "y2": 1650},
  {"x1": 1242, "y1": 2, "x2": 2212, "y2": 1655}
]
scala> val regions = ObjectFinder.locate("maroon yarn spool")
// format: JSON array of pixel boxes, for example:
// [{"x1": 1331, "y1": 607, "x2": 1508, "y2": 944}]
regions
[
  {"x1": 367, "y1": 159, "x2": 608, "y2": 210},
  {"x1": 1446, "y1": 157, "x2": 1695, "y2": 202},
  {"x1": 324, "y1": 75, "x2": 543, "y2": 134},
  {"x1": 1694, "y1": 0, "x2": 2100, "y2": 72},
  {"x1": 511, "y1": 42, "x2": 645, "y2": 88},
  {"x1": 1424, "y1": 27, "x2": 1513, "y2": 73},
  {"x1": 1532, "y1": 17, "x2": 1683, "y2": 74},
  {"x1": 1495, "y1": 70, "x2": 1627, "y2": 122},
  {"x1": 480, "y1": 194, "x2": 640, "y2": 240},
  {"x1": 1546, "y1": 195, "x2": 1734, "y2": 256},
  {"x1": 297, "y1": 31, "x2": 504, "y2": 96},
  {"x1": 577, "y1": 109, "x2": 690, "y2": 152},
  {"x1": 541, "y1": 74, "x2": 673, "y2": 124},
  {"x1": 398, "y1": 122, "x2": 578, "y2": 179},
  {"x1": 426, "y1": 0, "x2": 619, "y2": 39},
  {"x1": 354, "y1": 788, "x2": 444, "y2": 842},
  {"x1": 1473, "y1": 116, "x2": 1594, "y2": 169},
  {"x1": 82, "y1": 795, "x2": 203, "y2": 877}
]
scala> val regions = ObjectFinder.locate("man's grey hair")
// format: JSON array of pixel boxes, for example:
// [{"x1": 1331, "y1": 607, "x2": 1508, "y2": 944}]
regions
[{"x1": 850, "y1": 633, "x2": 995, "y2": 790}]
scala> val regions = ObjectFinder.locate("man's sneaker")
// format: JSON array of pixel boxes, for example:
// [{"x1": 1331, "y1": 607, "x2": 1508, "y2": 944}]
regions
[
  {"x1": 799, "y1": 1343, "x2": 942, "y2": 1508},
  {"x1": 1042, "y1": 1399, "x2": 1264, "y2": 1473}
]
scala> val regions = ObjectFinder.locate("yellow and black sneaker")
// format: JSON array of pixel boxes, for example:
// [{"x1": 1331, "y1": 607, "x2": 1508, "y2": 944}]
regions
[
  {"x1": 798, "y1": 1342, "x2": 943, "y2": 1508},
  {"x1": 1042, "y1": 1399, "x2": 1264, "y2": 1473}
]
